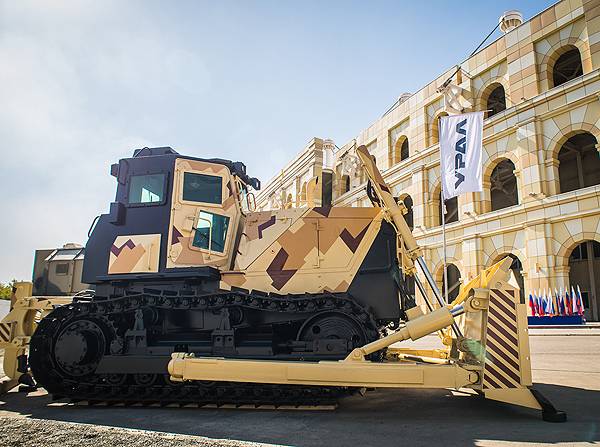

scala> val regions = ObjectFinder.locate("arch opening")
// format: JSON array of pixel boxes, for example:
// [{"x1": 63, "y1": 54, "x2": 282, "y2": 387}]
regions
[
  {"x1": 558, "y1": 132, "x2": 600, "y2": 194},
  {"x1": 490, "y1": 159, "x2": 518, "y2": 211},
  {"x1": 568, "y1": 240, "x2": 600, "y2": 321},
  {"x1": 486, "y1": 84, "x2": 506, "y2": 118},
  {"x1": 552, "y1": 47, "x2": 583, "y2": 88},
  {"x1": 441, "y1": 264, "x2": 461, "y2": 302},
  {"x1": 438, "y1": 192, "x2": 458, "y2": 225},
  {"x1": 390, "y1": 136, "x2": 409, "y2": 166},
  {"x1": 431, "y1": 112, "x2": 448, "y2": 146}
]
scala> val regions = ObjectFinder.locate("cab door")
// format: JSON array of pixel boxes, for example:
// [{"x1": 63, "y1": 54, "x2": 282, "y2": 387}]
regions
[{"x1": 166, "y1": 158, "x2": 240, "y2": 269}]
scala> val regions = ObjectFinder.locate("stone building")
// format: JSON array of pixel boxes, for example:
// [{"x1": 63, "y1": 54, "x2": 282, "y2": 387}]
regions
[{"x1": 255, "y1": 0, "x2": 600, "y2": 321}]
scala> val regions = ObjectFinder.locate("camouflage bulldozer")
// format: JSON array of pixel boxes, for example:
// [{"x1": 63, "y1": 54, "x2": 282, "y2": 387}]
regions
[{"x1": 0, "y1": 145, "x2": 564, "y2": 421}]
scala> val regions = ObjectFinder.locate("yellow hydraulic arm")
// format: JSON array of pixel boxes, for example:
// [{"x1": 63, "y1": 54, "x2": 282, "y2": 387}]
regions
[
  {"x1": 355, "y1": 145, "x2": 462, "y2": 338},
  {"x1": 0, "y1": 282, "x2": 72, "y2": 393}
]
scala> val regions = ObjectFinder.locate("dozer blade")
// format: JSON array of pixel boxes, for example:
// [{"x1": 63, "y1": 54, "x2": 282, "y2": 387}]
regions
[{"x1": 168, "y1": 257, "x2": 566, "y2": 422}]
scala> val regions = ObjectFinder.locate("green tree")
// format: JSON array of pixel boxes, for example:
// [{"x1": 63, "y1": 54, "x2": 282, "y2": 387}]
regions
[{"x1": 0, "y1": 280, "x2": 17, "y2": 300}]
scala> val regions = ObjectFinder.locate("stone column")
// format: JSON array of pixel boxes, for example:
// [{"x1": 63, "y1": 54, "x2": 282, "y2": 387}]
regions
[
  {"x1": 583, "y1": 0, "x2": 600, "y2": 69},
  {"x1": 516, "y1": 119, "x2": 545, "y2": 201},
  {"x1": 411, "y1": 165, "x2": 427, "y2": 231},
  {"x1": 524, "y1": 223, "x2": 552, "y2": 293},
  {"x1": 544, "y1": 158, "x2": 560, "y2": 196},
  {"x1": 462, "y1": 235, "x2": 483, "y2": 282}
]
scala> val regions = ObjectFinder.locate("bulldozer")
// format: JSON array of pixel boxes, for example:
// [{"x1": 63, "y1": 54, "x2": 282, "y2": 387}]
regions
[{"x1": 1, "y1": 145, "x2": 565, "y2": 421}]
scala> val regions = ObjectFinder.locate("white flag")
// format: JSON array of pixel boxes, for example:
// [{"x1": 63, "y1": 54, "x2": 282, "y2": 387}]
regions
[{"x1": 440, "y1": 112, "x2": 483, "y2": 200}]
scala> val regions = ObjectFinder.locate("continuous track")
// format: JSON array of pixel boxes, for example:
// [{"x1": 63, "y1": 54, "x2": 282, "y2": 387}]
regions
[{"x1": 29, "y1": 290, "x2": 381, "y2": 407}]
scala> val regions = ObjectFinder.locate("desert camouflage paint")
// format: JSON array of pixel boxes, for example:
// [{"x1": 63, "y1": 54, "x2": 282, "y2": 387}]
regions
[
  {"x1": 109, "y1": 156, "x2": 389, "y2": 296},
  {"x1": 166, "y1": 158, "x2": 242, "y2": 270},
  {"x1": 108, "y1": 234, "x2": 161, "y2": 274},
  {"x1": 221, "y1": 206, "x2": 385, "y2": 294}
]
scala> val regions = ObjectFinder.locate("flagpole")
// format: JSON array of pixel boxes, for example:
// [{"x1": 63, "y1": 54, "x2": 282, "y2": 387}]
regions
[{"x1": 441, "y1": 185, "x2": 448, "y2": 306}]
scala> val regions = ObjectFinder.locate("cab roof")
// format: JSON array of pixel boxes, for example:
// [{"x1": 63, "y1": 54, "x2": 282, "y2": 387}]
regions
[{"x1": 125, "y1": 146, "x2": 260, "y2": 190}]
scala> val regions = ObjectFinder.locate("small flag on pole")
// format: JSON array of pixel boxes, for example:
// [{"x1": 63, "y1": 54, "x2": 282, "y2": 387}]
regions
[
  {"x1": 558, "y1": 287, "x2": 565, "y2": 316},
  {"x1": 576, "y1": 285, "x2": 585, "y2": 317},
  {"x1": 571, "y1": 286, "x2": 578, "y2": 315},
  {"x1": 528, "y1": 293, "x2": 536, "y2": 316},
  {"x1": 439, "y1": 112, "x2": 484, "y2": 200}
]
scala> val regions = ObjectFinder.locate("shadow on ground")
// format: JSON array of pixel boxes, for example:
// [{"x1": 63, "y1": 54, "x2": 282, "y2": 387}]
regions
[{"x1": 0, "y1": 383, "x2": 597, "y2": 446}]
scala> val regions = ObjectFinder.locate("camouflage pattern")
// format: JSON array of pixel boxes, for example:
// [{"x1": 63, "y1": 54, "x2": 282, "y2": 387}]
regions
[
  {"x1": 166, "y1": 158, "x2": 241, "y2": 270},
  {"x1": 234, "y1": 208, "x2": 309, "y2": 270},
  {"x1": 221, "y1": 206, "x2": 384, "y2": 294},
  {"x1": 108, "y1": 234, "x2": 161, "y2": 274},
  {"x1": 110, "y1": 156, "x2": 388, "y2": 295}
]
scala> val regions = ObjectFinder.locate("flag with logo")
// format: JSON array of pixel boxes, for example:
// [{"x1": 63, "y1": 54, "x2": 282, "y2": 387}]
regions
[{"x1": 439, "y1": 112, "x2": 484, "y2": 200}]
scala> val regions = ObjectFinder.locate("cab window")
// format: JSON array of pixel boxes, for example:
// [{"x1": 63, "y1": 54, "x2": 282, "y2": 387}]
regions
[
  {"x1": 129, "y1": 174, "x2": 165, "y2": 204},
  {"x1": 183, "y1": 172, "x2": 222, "y2": 204},
  {"x1": 192, "y1": 211, "x2": 230, "y2": 253}
]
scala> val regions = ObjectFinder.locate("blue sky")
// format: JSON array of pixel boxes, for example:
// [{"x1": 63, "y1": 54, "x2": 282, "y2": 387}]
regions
[{"x1": 0, "y1": 0, "x2": 552, "y2": 282}]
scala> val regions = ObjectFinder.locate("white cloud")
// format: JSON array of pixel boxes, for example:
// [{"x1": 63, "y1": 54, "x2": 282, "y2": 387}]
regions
[{"x1": 0, "y1": 0, "x2": 212, "y2": 281}]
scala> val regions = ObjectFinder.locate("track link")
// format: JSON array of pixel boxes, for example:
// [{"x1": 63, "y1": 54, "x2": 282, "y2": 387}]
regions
[{"x1": 30, "y1": 290, "x2": 380, "y2": 407}]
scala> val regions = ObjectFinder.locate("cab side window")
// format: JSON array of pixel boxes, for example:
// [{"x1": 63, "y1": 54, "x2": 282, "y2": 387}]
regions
[
  {"x1": 129, "y1": 174, "x2": 165, "y2": 204},
  {"x1": 192, "y1": 211, "x2": 230, "y2": 253},
  {"x1": 183, "y1": 172, "x2": 222, "y2": 204}
]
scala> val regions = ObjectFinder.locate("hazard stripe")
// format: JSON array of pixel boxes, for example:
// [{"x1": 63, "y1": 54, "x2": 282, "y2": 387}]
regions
[
  {"x1": 483, "y1": 375, "x2": 503, "y2": 389},
  {"x1": 485, "y1": 350, "x2": 520, "y2": 383},
  {"x1": 0, "y1": 322, "x2": 11, "y2": 342},
  {"x1": 491, "y1": 294, "x2": 517, "y2": 320},
  {"x1": 485, "y1": 364, "x2": 516, "y2": 388},
  {"x1": 488, "y1": 305, "x2": 517, "y2": 336},
  {"x1": 488, "y1": 307, "x2": 519, "y2": 346},
  {"x1": 487, "y1": 336, "x2": 520, "y2": 369},
  {"x1": 493, "y1": 288, "x2": 516, "y2": 309},
  {"x1": 484, "y1": 289, "x2": 522, "y2": 390}
]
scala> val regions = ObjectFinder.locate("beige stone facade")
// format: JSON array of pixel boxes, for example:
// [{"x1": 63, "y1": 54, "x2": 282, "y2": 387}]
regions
[{"x1": 256, "y1": 0, "x2": 600, "y2": 321}]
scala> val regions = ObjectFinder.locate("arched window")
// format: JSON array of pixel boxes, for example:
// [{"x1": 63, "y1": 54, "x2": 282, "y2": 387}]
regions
[
  {"x1": 390, "y1": 136, "x2": 409, "y2": 166},
  {"x1": 558, "y1": 132, "x2": 600, "y2": 193},
  {"x1": 431, "y1": 112, "x2": 448, "y2": 146},
  {"x1": 568, "y1": 240, "x2": 600, "y2": 321},
  {"x1": 341, "y1": 175, "x2": 350, "y2": 195},
  {"x1": 400, "y1": 138, "x2": 409, "y2": 161},
  {"x1": 490, "y1": 159, "x2": 518, "y2": 211},
  {"x1": 552, "y1": 47, "x2": 583, "y2": 88},
  {"x1": 438, "y1": 192, "x2": 458, "y2": 225},
  {"x1": 441, "y1": 264, "x2": 461, "y2": 302},
  {"x1": 398, "y1": 195, "x2": 414, "y2": 230},
  {"x1": 486, "y1": 84, "x2": 506, "y2": 118}
]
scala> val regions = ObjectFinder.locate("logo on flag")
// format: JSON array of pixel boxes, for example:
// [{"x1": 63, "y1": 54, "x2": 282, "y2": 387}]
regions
[{"x1": 439, "y1": 112, "x2": 484, "y2": 200}]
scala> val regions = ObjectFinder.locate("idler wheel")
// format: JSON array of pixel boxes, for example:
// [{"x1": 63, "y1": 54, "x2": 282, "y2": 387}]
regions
[
  {"x1": 53, "y1": 319, "x2": 106, "y2": 377},
  {"x1": 297, "y1": 312, "x2": 367, "y2": 354}
]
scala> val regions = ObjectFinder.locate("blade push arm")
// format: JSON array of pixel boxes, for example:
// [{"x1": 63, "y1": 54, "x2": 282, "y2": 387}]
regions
[{"x1": 355, "y1": 146, "x2": 452, "y2": 319}]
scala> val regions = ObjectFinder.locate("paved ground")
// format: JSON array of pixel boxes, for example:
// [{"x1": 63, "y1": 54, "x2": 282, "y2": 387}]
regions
[
  {"x1": 0, "y1": 299, "x2": 9, "y2": 317},
  {"x1": 0, "y1": 331, "x2": 598, "y2": 447}
]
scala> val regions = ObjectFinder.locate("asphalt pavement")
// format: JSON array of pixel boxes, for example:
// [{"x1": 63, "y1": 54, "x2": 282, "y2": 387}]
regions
[{"x1": 0, "y1": 332, "x2": 598, "y2": 447}]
